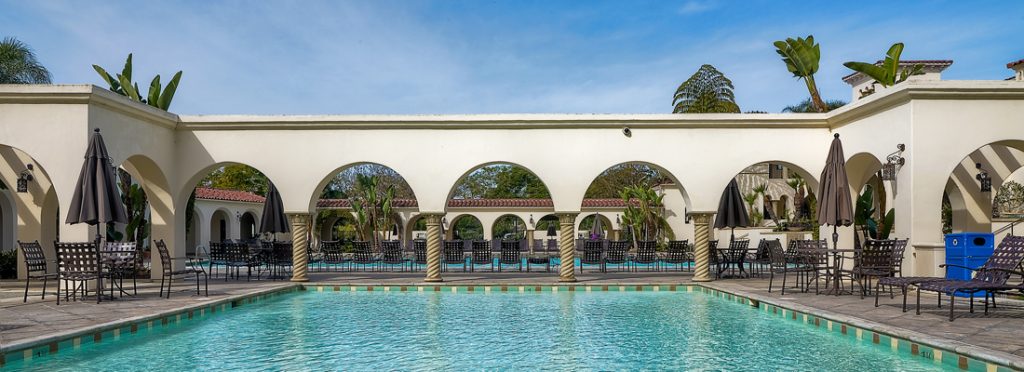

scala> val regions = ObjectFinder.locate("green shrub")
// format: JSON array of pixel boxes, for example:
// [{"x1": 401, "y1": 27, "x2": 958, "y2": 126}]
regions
[{"x1": 0, "y1": 249, "x2": 16, "y2": 279}]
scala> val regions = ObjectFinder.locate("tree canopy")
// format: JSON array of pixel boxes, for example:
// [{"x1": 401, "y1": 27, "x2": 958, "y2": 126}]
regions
[
  {"x1": 782, "y1": 98, "x2": 846, "y2": 113},
  {"x1": 320, "y1": 164, "x2": 415, "y2": 199},
  {"x1": 451, "y1": 164, "x2": 550, "y2": 199},
  {"x1": 0, "y1": 37, "x2": 51, "y2": 84},
  {"x1": 672, "y1": 64, "x2": 740, "y2": 113},
  {"x1": 200, "y1": 164, "x2": 269, "y2": 196},
  {"x1": 585, "y1": 163, "x2": 669, "y2": 198}
]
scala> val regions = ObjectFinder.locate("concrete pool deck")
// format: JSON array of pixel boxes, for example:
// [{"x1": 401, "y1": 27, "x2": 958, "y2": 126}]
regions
[{"x1": 2, "y1": 271, "x2": 1024, "y2": 369}]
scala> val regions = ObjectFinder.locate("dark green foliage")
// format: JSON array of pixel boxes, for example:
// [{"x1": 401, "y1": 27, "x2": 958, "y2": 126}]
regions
[
  {"x1": 672, "y1": 64, "x2": 740, "y2": 113},
  {"x1": 0, "y1": 37, "x2": 51, "y2": 84},
  {"x1": 452, "y1": 164, "x2": 549, "y2": 199}
]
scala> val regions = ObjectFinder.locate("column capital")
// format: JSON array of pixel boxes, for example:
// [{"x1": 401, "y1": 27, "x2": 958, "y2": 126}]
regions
[
  {"x1": 555, "y1": 212, "x2": 578, "y2": 224},
  {"x1": 420, "y1": 213, "x2": 444, "y2": 225},
  {"x1": 687, "y1": 211, "x2": 715, "y2": 225}
]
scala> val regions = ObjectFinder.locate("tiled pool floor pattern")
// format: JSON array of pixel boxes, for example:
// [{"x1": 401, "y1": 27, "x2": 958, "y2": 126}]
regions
[{"x1": 3, "y1": 271, "x2": 1024, "y2": 369}]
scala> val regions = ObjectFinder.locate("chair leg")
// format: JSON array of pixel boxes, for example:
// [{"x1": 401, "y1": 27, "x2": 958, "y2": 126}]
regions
[
  {"x1": 41, "y1": 277, "x2": 48, "y2": 300},
  {"x1": 949, "y1": 293, "x2": 956, "y2": 321},
  {"x1": 768, "y1": 271, "x2": 775, "y2": 293},
  {"x1": 916, "y1": 288, "x2": 922, "y2": 315},
  {"x1": 780, "y1": 271, "x2": 787, "y2": 295},
  {"x1": 23, "y1": 276, "x2": 31, "y2": 303}
]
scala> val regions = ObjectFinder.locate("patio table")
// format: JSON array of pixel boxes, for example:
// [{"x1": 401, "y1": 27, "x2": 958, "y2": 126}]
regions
[{"x1": 823, "y1": 248, "x2": 860, "y2": 295}]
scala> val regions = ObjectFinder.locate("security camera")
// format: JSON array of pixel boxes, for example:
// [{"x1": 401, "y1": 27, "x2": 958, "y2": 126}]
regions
[{"x1": 622, "y1": 127, "x2": 632, "y2": 137}]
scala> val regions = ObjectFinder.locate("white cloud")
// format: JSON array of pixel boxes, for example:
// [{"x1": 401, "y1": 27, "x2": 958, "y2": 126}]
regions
[{"x1": 677, "y1": 0, "x2": 716, "y2": 15}]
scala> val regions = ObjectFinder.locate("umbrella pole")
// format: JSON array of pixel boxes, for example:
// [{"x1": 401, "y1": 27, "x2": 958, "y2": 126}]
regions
[{"x1": 730, "y1": 227, "x2": 735, "y2": 243}]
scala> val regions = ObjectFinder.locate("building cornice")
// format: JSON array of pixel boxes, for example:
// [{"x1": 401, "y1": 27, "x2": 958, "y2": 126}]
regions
[
  {"x1": 0, "y1": 84, "x2": 179, "y2": 129},
  {"x1": 827, "y1": 80, "x2": 1024, "y2": 128}
]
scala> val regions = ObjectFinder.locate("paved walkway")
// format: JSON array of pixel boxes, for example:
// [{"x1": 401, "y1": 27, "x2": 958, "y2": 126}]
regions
[{"x1": 3, "y1": 271, "x2": 1024, "y2": 365}]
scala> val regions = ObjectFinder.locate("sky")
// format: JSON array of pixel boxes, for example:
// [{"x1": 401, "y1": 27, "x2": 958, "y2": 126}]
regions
[{"x1": 1, "y1": 0, "x2": 1021, "y2": 115}]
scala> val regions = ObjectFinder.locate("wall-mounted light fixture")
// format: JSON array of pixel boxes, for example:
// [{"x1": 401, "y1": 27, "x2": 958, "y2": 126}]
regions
[
  {"x1": 16, "y1": 164, "x2": 33, "y2": 193},
  {"x1": 441, "y1": 217, "x2": 448, "y2": 229},
  {"x1": 881, "y1": 144, "x2": 905, "y2": 181},
  {"x1": 235, "y1": 211, "x2": 242, "y2": 221},
  {"x1": 976, "y1": 163, "x2": 992, "y2": 193},
  {"x1": 528, "y1": 214, "x2": 534, "y2": 228}
]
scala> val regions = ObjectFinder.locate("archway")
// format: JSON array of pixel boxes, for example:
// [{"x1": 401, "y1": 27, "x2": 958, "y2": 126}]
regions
[
  {"x1": 492, "y1": 214, "x2": 527, "y2": 240},
  {"x1": 211, "y1": 209, "x2": 231, "y2": 243},
  {"x1": 312, "y1": 163, "x2": 418, "y2": 247},
  {"x1": 713, "y1": 161, "x2": 820, "y2": 243},
  {"x1": 448, "y1": 214, "x2": 483, "y2": 240},
  {"x1": 240, "y1": 212, "x2": 257, "y2": 240},
  {"x1": 182, "y1": 162, "x2": 277, "y2": 248},
  {"x1": 583, "y1": 162, "x2": 690, "y2": 243},
  {"x1": 0, "y1": 144, "x2": 60, "y2": 278}
]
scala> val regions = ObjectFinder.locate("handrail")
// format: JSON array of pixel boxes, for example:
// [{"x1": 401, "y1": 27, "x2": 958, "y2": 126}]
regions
[{"x1": 993, "y1": 215, "x2": 1024, "y2": 235}]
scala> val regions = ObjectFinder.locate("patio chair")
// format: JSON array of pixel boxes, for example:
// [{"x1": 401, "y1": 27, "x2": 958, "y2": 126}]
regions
[
  {"x1": 101, "y1": 241, "x2": 138, "y2": 297},
  {"x1": 412, "y1": 239, "x2": 428, "y2": 271},
  {"x1": 795, "y1": 239, "x2": 830, "y2": 291},
  {"x1": 663, "y1": 240, "x2": 691, "y2": 271},
  {"x1": 208, "y1": 241, "x2": 228, "y2": 279},
  {"x1": 633, "y1": 240, "x2": 659, "y2": 271},
  {"x1": 606, "y1": 240, "x2": 631, "y2": 272},
  {"x1": 748, "y1": 239, "x2": 773, "y2": 277},
  {"x1": 270, "y1": 241, "x2": 293, "y2": 279},
  {"x1": 498, "y1": 240, "x2": 522, "y2": 272},
  {"x1": 223, "y1": 242, "x2": 256, "y2": 281},
  {"x1": 579, "y1": 240, "x2": 605, "y2": 273},
  {"x1": 351, "y1": 241, "x2": 379, "y2": 271},
  {"x1": 155, "y1": 240, "x2": 208, "y2": 299},
  {"x1": 767, "y1": 239, "x2": 816, "y2": 295},
  {"x1": 54, "y1": 241, "x2": 102, "y2": 304},
  {"x1": 708, "y1": 240, "x2": 719, "y2": 269},
  {"x1": 912, "y1": 235, "x2": 1024, "y2": 321},
  {"x1": 306, "y1": 243, "x2": 322, "y2": 272},
  {"x1": 471, "y1": 240, "x2": 493, "y2": 271},
  {"x1": 443, "y1": 240, "x2": 466, "y2": 272},
  {"x1": 320, "y1": 240, "x2": 348, "y2": 272},
  {"x1": 716, "y1": 239, "x2": 750, "y2": 279},
  {"x1": 17, "y1": 240, "x2": 57, "y2": 302},
  {"x1": 380, "y1": 240, "x2": 409, "y2": 272},
  {"x1": 846, "y1": 239, "x2": 896, "y2": 299},
  {"x1": 876, "y1": 238, "x2": 981, "y2": 313}
]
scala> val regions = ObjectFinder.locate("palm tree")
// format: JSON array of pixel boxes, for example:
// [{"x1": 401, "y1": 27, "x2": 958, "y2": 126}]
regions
[
  {"x1": 0, "y1": 37, "x2": 52, "y2": 84},
  {"x1": 672, "y1": 64, "x2": 740, "y2": 113},
  {"x1": 782, "y1": 98, "x2": 847, "y2": 113},
  {"x1": 774, "y1": 35, "x2": 826, "y2": 113}
]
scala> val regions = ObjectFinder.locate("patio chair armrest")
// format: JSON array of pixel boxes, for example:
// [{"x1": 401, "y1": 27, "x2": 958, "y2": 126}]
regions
[
  {"x1": 979, "y1": 267, "x2": 1024, "y2": 276},
  {"x1": 939, "y1": 263, "x2": 981, "y2": 272}
]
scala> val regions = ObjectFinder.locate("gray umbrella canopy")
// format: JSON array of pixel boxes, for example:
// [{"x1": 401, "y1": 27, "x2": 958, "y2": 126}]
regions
[
  {"x1": 590, "y1": 213, "x2": 603, "y2": 239},
  {"x1": 715, "y1": 179, "x2": 749, "y2": 241},
  {"x1": 816, "y1": 133, "x2": 854, "y2": 228},
  {"x1": 66, "y1": 129, "x2": 128, "y2": 226},
  {"x1": 259, "y1": 182, "x2": 290, "y2": 234}
]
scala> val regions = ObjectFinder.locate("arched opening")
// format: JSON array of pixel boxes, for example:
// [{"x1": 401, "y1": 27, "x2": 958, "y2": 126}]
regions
[
  {"x1": 0, "y1": 145, "x2": 60, "y2": 279},
  {"x1": 211, "y1": 209, "x2": 230, "y2": 243},
  {"x1": 578, "y1": 213, "x2": 613, "y2": 240},
  {"x1": 938, "y1": 143, "x2": 1024, "y2": 247},
  {"x1": 448, "y1": 214, "x2": 483, "y2": 240},
  {"x1": 583, "y1": 162, "x2": 689, "y2": 244},
  {"x1": 406, "y1": 214, "x2": 428, "y2": 241},
  {"x1": 240, "y1": 212, "x2": 257, "y2": 240},
  {"x1": 446, "y1": 162, "x2": 553, "y2": 245},
  {"x1": 312, "y1": 163, "x2": 418, "y2": 250},
  {"x1": 492, "y1": 214, "x2": 527, "y2": 240},
  {"x1": 182, "y1": 162, "x2": 276, "y2": 249},
  {"x1": 535, "y1": 214, "x2": 559, "y2": 243},
  {"x1": 716, "y1": 161, "x2": 820, "y2": 243}
]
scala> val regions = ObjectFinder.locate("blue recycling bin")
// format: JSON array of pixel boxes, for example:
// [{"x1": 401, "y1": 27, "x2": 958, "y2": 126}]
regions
[{"x1": 944, "y1": 233, "x2": 995, "y2": 297}]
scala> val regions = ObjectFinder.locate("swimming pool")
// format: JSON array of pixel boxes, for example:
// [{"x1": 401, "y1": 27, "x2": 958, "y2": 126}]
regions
[{"x1": 8, "y1": 288, "x2": 955, "y2": 371}]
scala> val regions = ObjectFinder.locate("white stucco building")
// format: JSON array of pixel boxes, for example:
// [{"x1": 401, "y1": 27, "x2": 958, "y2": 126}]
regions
[{"x1": 1, "y1": 59, "x2": 1023, "y2": 282}]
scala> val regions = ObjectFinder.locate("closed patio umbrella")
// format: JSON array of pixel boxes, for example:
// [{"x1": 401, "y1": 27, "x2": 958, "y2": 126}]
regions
[
  {"x1": 259, "y1": 182, "x2": 290, "y2": 236},
  {"x1": 816, "y1": 133, "x2": 854, "y2": 249},
  {"x1": 66, "y1": 128, "x2": 129, "y2": 228},
  {"x1": 590, "y1": 213, "x2": 603, "y2": 240},
  {"x1": 715, "y1": 179, "x2": 749, "y2": 242}
]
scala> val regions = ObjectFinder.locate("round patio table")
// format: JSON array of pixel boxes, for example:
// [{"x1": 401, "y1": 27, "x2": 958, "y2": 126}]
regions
[{"x1": 823, "y1": 248, "x2": 860, "y2": 295}]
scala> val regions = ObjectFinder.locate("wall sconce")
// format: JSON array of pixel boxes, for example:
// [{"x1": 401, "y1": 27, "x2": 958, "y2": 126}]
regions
[
  {"x1": 684, "y1": 208, "x2": 691, "y2": 224},
  {"x1": 235, "y1": 211, "x2": 242, "y2": 221},
  {"x1": 615, "y1": 214, "x2": 620, "y2": 225},
  {"x1": 976, "y1": 163, "x2": 992, "y2": 193},
  {"x1": 881, "y1": 144, "x2": 905, "y2": 181},
  {"x1": 528, "y1": 214, "x2": 534, "y2": 228},
  {"x1": 16, "y1": 164, "x2": 33, "y2": 193},
  {"x1": 441, "y1": 217, "x2": 448, "y2": 229}
]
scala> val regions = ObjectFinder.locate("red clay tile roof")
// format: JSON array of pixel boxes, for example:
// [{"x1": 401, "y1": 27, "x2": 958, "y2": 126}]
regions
[
  {"x1": 195, "y1": 187, "x2": 265, "y2": 203},
  {"x1": 315, "y1": 198, "x2": 635, "y2": 209},
  {"x1": 198, "y1": 188, "x2": 636, "y2": 209},
  {"x1": 1008, "y1": 59, "x2": 1024, "y2": 69},
  {"x1": 841, "y1": 60, "x2": 953, "y2": 83},
  {"x1": 317, "y1": 199, "x2": 419, "y2": 208}
]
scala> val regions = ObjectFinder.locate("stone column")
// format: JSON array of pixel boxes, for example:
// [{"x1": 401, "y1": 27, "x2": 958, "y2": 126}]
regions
[
  {"x1": 525, "y1": 229, "x2": 535, "y2": 253},
  {"x1": 288, "y1": 213, "x2": 311, "y2": 282},
  {"x1": 690, "y1": 212, "x2": 715, "y2": 282},
  {"x1": 557, "y1": 213, "x2": 578, "y2": 282},
  {"x1": 423, "y1": 213, "x2": 444, "y2": 282}
]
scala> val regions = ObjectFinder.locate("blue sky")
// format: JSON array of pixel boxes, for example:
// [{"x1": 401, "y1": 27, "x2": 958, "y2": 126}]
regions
[{"x1": 1, "y1": 1, "x2": 1020, "y2": 114}]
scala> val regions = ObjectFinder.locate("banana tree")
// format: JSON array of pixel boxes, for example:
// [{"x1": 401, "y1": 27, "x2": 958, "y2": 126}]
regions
[
  {"x1": 620, "y1": 184, "x2": 675, "y2": 246},
  {"x1": 843, "y1": 43, "x2": 923, "y2": 90},
  {"x1": 93, "y1": 54, "x2": 182, "y2": 111},
  {"x1": 349, "y1": 174, "x2": 396, "y2": 251},
  {"x1": 774, "y1": 35, "x2": 827, "y2": 113}
]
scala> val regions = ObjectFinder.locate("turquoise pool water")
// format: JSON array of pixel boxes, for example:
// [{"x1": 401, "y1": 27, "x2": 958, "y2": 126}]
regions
[{"x1": 10, "y1": 290, "x2": 950, "y2": 371}]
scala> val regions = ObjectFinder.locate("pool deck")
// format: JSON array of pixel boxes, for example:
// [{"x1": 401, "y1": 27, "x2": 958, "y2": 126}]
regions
[{"x1": 3, "y1": 271, "x2": 1024, "y2": 369}]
